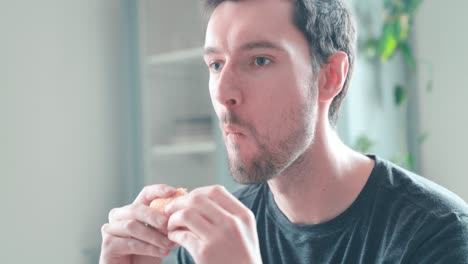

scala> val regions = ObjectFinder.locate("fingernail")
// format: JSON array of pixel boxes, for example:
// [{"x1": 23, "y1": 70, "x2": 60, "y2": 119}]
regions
[{"x1": 159, "y1": 248, "x2": 168, "y2": 255}]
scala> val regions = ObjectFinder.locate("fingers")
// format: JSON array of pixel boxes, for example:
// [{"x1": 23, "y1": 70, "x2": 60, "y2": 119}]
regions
[
  {"x1": 167, "y1": 230, "x2": 198, "y2": 254},
  {"x1": 134, "y1": 184, "x2": 177, "y2": 205},
  {"x1": 165, "y1": 193, "x2": 228, "y2": 226},
  {"x1": 101, "y1": 229, "x2": 170, "y2": 258},
  {"x1": 165, "y1": 185, "x2": 255, "y2": 245},
  {"x1": 100, "y1": 184, "x2": 181, "y2": 263},
  {"x1": 165, "y1": 185, "x2": 256, "y2": 234},
  {"x1": 102, "y1": 220, "x2": 174, "y2": 249},
  {"x1": 108, "y1": 203, "x2": 169, "y2": 230},
  {"x1": 166, "y1": 185, "x2": 250, "y2": 220},
  {"x1": 167, "y1": 205, "x2": 212, "y2": 238}
]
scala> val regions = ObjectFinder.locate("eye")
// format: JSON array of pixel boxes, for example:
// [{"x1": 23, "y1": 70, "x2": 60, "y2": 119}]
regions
[
  {"x1": 254, "y1": 57, "x2": 272, "y2": 66},
  {"x1": 209, "y1": 61, "x2": 224, "y2": 72}
]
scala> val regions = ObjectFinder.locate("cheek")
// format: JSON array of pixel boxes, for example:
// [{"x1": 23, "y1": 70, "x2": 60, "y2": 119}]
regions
[
  {"x1": 253, "y1": 73, "x2": 310, "y2": 135},
  {"x1": 208, "y1": 79, "x2": 221, "y2": 116},
  {"x1": 208, "y1": 77, "x2": 216, "y2": 101},
  {"x1": 247, "y1": 84, "x2": 296, "y2": 137},
  {"x1": 253, "y1": 70, "x2": 305, "y2": 113}
]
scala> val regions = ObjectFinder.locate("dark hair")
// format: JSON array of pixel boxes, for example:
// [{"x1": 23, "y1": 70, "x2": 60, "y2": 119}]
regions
[{"x1": 202, "y1": 0, "x2": 357, "y2": 126}]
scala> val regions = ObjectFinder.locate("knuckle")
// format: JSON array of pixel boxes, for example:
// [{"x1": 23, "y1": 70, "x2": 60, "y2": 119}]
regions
[
  {"x1": 207, "y1": 185, "x2": 225, "y2": 198},
  {"x1": 123, "y1": 219, "x2": 137, "y2": 231},
  {"x1": 213, "y1": 185, "x2": 225, "y2": 193},
  {"x1": 239, "y1": 210, "x2": 254, "y2": 223},
  {"x1": 215, "y1": 184, "x2": 225, "y2": 190},
  {"x1": 101, "y1": 223, "x2": 109, "y2": 234},
  {"x1": 179, "y1": 209, "x2": 191, "y2": 220},
  {"x1": 108, "y1": 208, "x2": 118, "y2": 221},
  {"x1": 101, "y1": 233, "x2": 113, "y2": 249},
  {"x1": 188, "y1": 188, "x2": 200, "y2": 197},
  {"x1": 190, "y1": 194, "x2": 204, "y2": 205},
  {"x1": 141, "y1": 186, "x2": 150, "y2": 195},
  {"x1": 170, "y1": 209, "x2": 192, "y2": 226},
  {"x1": 157, "y1": 183, "x2": 170, "y2": 190},
  {"x1": 222, "y1": 217, "x2": 237, "y2": 232},
  {"x1": 247, "y1": 211, "x2": 256, "y2": 224}
]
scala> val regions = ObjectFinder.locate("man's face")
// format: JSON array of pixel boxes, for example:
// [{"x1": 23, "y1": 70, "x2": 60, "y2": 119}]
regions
[{"x1": 204, "y1": 0, "x2": 318, "y2": 184}]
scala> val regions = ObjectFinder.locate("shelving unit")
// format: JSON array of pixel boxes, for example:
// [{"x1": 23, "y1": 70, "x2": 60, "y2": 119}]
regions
[
  {"x1": 148, "y1": 47, "x2": 204, "y2": 65},
  {"x1": 135, "y1": 0, "x2": 238, "y2": 207},
  {"x1": 131, "y1": 2, "x2": 252, "y2": 262},
  {"x1": 152, "y1": 141, "x2": 216, "y2": 156}
]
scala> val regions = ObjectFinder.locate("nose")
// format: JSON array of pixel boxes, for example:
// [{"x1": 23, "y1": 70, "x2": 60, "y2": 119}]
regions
[{"x1": 212, "y1": 63, "x2": 242, "y2": 108}]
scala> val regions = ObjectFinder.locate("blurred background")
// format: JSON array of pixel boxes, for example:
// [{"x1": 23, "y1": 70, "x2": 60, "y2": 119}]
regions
[{"x1": 1, "y1": 0, "x2": 467, "y2": 263}]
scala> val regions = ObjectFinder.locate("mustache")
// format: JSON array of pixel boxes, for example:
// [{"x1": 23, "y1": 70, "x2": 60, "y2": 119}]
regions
[
  {"x1": 221, "y1": 111, "x2": 240, "y2": 125},
  {"x1": 220, "y1": 112, "x2": 253, "y2": 133}
]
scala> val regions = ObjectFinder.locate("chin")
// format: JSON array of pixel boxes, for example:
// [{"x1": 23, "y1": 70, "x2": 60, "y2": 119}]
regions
[{"x1": 228, "y1": 155, "x2": 278, "y2": 185}]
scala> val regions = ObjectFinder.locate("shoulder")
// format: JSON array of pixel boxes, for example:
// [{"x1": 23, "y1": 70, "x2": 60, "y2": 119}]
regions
[
  {"x1": 367, "y1": 156, "x2": 468, "y2": 262},
  {"x1": 371, "y1": 155, "x2": 468, "y2": 217}
]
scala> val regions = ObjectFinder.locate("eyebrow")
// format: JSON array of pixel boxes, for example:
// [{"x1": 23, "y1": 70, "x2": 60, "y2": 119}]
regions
[
  {"x1": 240, "y1": 41, "x2": 283, "y2": 51},
  {"x1": 204, "y1": 40, "x2": 284, "y2": 56},
  {"x1": 204, "y1": 46, "x2": 221, "y2": 56}
]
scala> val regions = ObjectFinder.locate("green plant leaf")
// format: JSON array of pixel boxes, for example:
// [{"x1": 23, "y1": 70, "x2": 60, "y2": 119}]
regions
[
  {"x1": 406, "y1": 152, "x2": 415, "y2": 170},
  {"x1": 400, "y1": 41, "x2": 416, "y2": 69},
  {"x1": 353, "y1": 135, "x2": 375, "y2": 153},
  {"x1": 393, "y1": 18, "x2": 402, "y2": 40},
  {"x1": 394, "y1": 84, "x2": 407, "y2": 106},
  {"x1": 378, "y1": 23, "x2": 398, "y2": 61},
  {"x1": 398, "y1": 14, "x2": 410, "y2": 40},
  {"x1": 390, "y1": 152, "x2": 415, "y2": 170}
]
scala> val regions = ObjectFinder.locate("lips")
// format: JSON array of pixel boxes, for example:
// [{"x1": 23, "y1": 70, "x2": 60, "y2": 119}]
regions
[{"x1": 223, "y1": 125, "x2": 245, "y2": 137}]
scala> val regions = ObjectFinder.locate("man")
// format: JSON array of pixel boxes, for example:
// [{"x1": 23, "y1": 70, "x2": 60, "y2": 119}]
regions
[{"x1": 100, "y1": 0, "x2": 468, "y2": 263}]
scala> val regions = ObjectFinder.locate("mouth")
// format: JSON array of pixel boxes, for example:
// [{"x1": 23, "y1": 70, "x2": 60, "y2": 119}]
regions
[{"x1": 223, "y1": 125, "x2": 245, "y2": 137}]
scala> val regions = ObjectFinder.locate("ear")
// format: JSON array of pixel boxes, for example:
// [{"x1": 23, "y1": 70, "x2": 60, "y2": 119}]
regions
[{"x1": 317, "y1": 51, "x2": 349, "y2": 102}]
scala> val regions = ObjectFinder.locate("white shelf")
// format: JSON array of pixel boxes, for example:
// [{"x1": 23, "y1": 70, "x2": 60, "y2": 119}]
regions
[
  {"x1": 152, "y1": 141, "x2": 216, "y2": 156},
  {"x1": 148, "y1": 47, "x2": 204, "y2": 65}
]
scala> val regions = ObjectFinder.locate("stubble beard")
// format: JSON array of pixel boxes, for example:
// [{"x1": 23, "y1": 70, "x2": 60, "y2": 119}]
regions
[{"x1": 224, "y1": 98, "x2": 316, "y2": 185}]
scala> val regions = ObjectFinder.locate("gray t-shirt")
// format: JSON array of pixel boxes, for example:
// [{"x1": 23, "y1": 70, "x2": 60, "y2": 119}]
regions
[{"x1": 177, "y1": 156, "x2": 468, "y2": 263}]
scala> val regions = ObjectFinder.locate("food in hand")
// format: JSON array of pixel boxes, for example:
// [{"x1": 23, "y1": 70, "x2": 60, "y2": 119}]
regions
[{"x1": 149, "y1": 188, "x2": 188, "y2": 212}]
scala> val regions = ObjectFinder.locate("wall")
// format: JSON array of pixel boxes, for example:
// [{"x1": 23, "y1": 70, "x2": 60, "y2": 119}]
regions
[
  {"x1": 414, "y1": 0, "x2": 468, "y2": 202},
  {"x1": 0, "y1": 1, "x2": 135, "y2": 263},
  {"x1": 338, "y1": 0, "x2": 409, "y2": 161}
]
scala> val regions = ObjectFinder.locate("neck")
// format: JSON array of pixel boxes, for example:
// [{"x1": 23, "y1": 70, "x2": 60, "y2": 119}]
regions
[{"x1": 267, "y1": 118, "x2": 374, "y2": 224}]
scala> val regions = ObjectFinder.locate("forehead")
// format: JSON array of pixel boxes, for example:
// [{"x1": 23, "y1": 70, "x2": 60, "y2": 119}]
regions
[{"x1": 205, "y1": 0, "x2": 302, "y2": 52}]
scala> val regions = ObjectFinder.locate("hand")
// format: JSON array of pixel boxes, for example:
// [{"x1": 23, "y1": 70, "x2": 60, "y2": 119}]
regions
[
  {"x1": 99, "y1": 184, "x2": 177, "y2": 264},
  {"x1": 165, "y1": 185, "x2": 262, "y2": 264}
]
